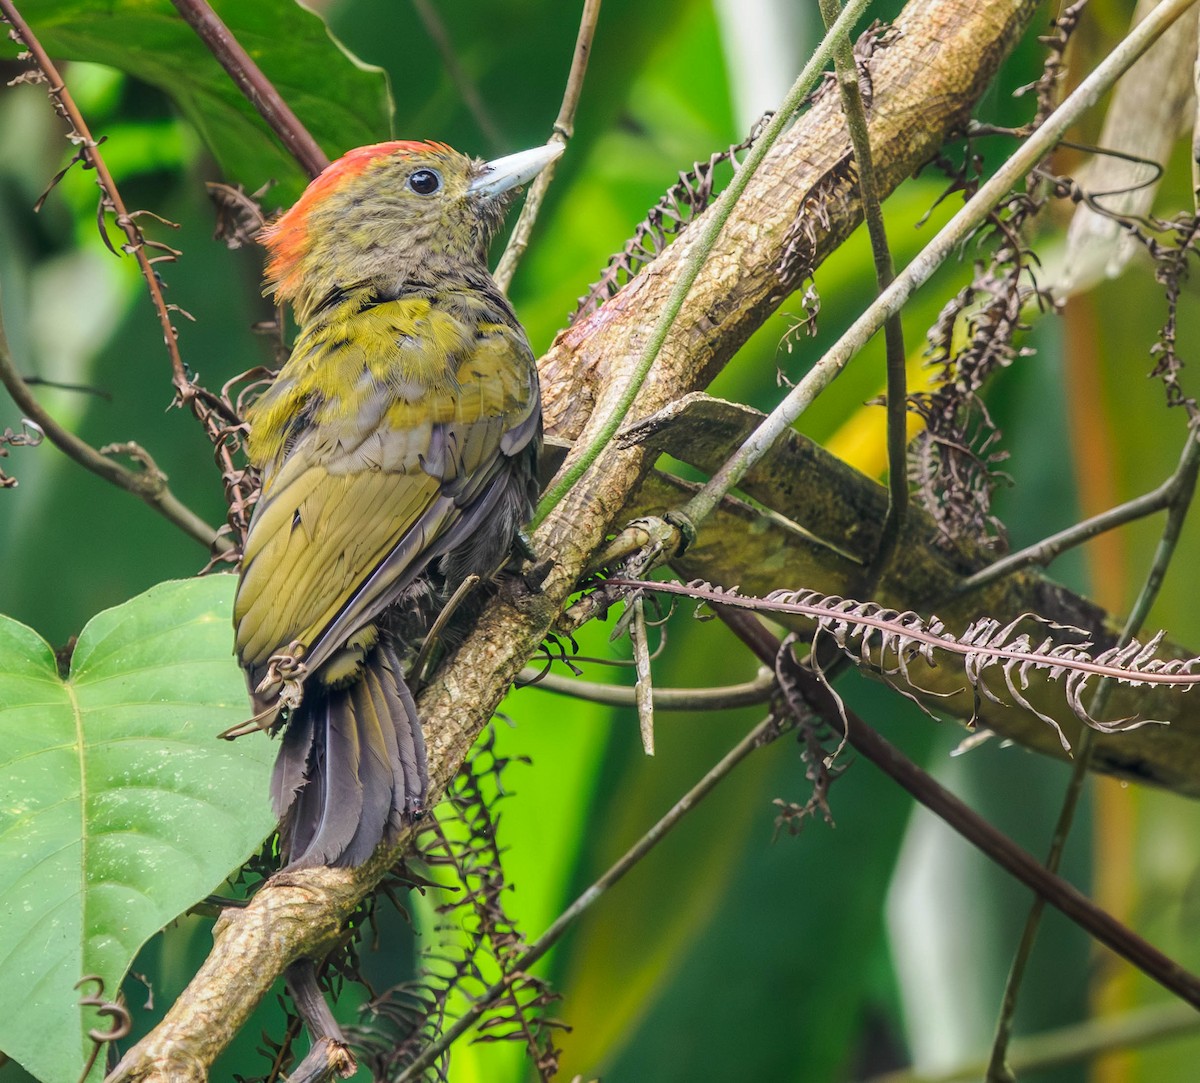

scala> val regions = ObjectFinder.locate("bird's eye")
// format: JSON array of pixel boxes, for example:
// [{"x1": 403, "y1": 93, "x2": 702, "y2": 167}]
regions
[{"x1": 408, "y1": 169, "x2": 442, "y2": 195}]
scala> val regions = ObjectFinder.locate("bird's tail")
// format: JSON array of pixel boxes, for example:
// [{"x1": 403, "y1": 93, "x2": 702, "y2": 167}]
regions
[{"x1": 270, "y1": 635, "x2": 428, "y2": 868}]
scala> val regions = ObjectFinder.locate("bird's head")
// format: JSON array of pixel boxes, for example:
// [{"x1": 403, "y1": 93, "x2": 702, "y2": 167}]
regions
[{"x1": 261, "y1": 140, "x2": 563, "y2": 320}]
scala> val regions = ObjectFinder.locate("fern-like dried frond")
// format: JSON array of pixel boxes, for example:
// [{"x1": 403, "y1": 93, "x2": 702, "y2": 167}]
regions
[
  {"x1": 610, "y1": 578, "x2": 1200, "y2": 747},
  {"x1": 348, "y1": 728, "x2": 565, "y2": 1081}
]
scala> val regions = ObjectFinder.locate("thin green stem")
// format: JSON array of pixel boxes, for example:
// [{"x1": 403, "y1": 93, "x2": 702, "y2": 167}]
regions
[
  {"x1": 518, "y1": 665, "x2": 775, "y2": 710},
  {"x1": 718, "y1": 606, "x2": 1200, "y2": 1008},
  {"x1": 954, "y1": 461, "x2": 1185, "y2": 594},
  {"x1": 985, "y1": 430, "x2": 1200, "y2": 1080},
  {"x1": 818, "y1": 0, "x2": 908, "y2": 594},
  {"x1": 392, "y1": 713, "x2": 780, "y2": 1082},
  {"x1": 530, "y1": 0, "x2": 875, "y2": 530},
  {"x1": 867, "y1": 1001, "x2": 1200, "y2": 1083},
  {"x1": 679, "y1": 0, "x2": 1200, "y2": 532}
]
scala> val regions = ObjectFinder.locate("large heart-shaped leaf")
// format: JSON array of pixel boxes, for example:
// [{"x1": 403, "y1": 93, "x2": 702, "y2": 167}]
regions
[{"x1": 0, "y1": 575, "x2": 274, "y2": 1083}]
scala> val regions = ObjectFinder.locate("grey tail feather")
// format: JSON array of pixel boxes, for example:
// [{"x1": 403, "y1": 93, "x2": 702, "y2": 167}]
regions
[{"x1": 271, "y1": 638, "x2": 429, "y2": 869}]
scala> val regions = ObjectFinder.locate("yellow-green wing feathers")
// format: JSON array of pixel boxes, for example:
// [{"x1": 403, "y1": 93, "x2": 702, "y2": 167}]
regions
[
  {"x1": 234, "y1": 293, "x2": 538, "y2": 678},
  {"x1": 235, "y1": 466, "x2": 447, "y2": 668}
]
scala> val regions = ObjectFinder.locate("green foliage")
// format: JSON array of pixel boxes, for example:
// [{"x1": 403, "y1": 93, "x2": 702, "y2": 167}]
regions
[
  {"x1": 0, "y1": 576, "x2": 273, "y2": 1083},
  {"x1": 15, "y1": 0, "x2": 393, "y2": 205},
  {"x1": 2, "y1": 0, "x2": 1200, "y2": 1081}
]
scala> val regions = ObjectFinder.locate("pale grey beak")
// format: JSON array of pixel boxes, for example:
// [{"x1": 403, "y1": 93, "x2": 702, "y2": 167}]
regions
[{"x1": 469, "y1": 142, "x2": 565, "y2": 198}]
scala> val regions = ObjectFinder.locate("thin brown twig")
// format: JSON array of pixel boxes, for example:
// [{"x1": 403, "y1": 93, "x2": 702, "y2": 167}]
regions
[
  {"x1": 1, "y1": 0, "x2": 190, "y2": 387},
  {"x1": 283, "y1": 961, "x2": 355, "y2": 1081},
  {"x1": 0, "y1": 300, "x2": 226, "y2": 551},
  {"x1": 493, "y1": 0, "x2": 602, "y2": 292},
  {"x1": 716, "y1": 605, "x2": 1200, "y2": 1010},
  {"x1": 168, "y1": 0, "x2": 329, "y2": 178},
  {"x1": 631, "y1": 596, "x2": 656, "y2": 753},
  {"x1": 2, "y1": 1, "x2": 256, "y2": 553}
]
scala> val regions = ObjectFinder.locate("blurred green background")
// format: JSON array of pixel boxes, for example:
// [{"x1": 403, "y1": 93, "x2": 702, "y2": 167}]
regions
[{"x1": 3, "y1": 0, "x2": 1200, "y2": 1080}]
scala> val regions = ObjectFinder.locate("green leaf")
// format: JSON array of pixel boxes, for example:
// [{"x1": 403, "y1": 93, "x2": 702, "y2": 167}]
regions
[
  {"x1": 13, "y1": 0, "x2": 394, "y2": 205},
  {"x1": 0, "y1": 575, "x2": 274, "y2": 1083}
]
